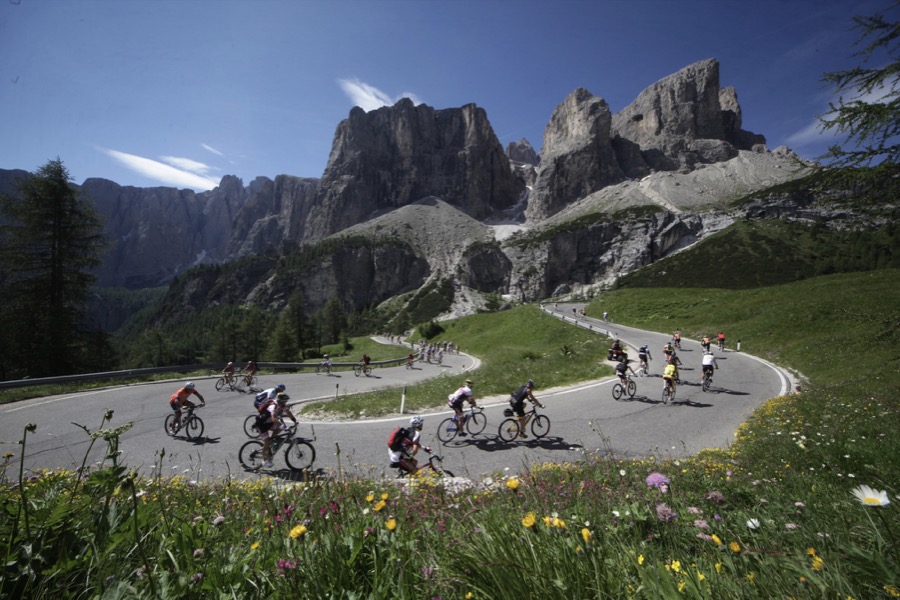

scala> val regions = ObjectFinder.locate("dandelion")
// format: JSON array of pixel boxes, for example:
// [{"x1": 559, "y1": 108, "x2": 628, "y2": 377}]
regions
[
  {"x1": 250, "y1": 541, "x2": 260, "y2": 550},
  {"x1": 811, "y1": 555, "x2": 825, "y2": 572},
  {"x1": 289, "y1": 524, "x2": 307, "y2": 539},
  {"x1": 729, "y1": 541, "x2": 741, "y2": 553},
  {"x1": 637, "y1": 554, "x2": 644, "y2": 566},
  {"x1": 506, "y1": 478, "x2": 520, "y2": 491},
  {"x1": 522, "y1": 512, "x2": 536, "y2": 528},
  {"x1": 366, "y1": 492, "x2": 375, "y2": 502},
  {"x1": 386, "y1": 518, "x2": 397, "y2": 531},
  {"x1": 373, "y1": 500, "x2": 387, "y2": 512},
  {"x1": 581, "y1": 528, "x2": 592, "y2": 544},
  {"x1": 645, "y1": 472, "x2": 670, "y2": 489},
  {"x1": 851, "y1": 484, "x2": 890, "y2": 507},
  {"x1": 746, "y1": 518, "x2": 761, "y2": 530},
  {"x1": 381, "y1": 492, "x2": 389, "y2": 500}
]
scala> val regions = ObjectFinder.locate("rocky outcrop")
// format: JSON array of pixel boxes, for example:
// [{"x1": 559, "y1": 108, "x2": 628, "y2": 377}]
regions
[
  {"x1": 302, "y1": 99, "x2": 524, "y2": 242},
  {"x1": 507, "y1": 139, "x2": 539, "y2": 165}
]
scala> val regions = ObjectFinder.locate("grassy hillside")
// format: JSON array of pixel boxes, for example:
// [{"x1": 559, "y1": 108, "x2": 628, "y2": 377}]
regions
[{"x1": 613, "y1": 218, "x2": 899, "y2": 289}]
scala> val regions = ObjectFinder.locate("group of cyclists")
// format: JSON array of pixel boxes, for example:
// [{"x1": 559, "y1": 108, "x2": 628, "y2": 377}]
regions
[
  {"x1": 221, "y1": 359, "x2": 258, "y2": 388},
  {"x1": 611, "y1": 329, "x2": 724, "y2": 400}
]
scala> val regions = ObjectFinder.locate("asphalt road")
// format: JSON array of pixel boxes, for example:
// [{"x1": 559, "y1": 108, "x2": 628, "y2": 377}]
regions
[{"x1": 0, "y1": 305, "x2": 793, "y2": 483}]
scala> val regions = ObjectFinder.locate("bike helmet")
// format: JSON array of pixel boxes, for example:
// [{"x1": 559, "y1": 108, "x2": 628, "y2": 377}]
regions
[
  {"x1": 526, "y1": 379, "x2": 535, "y2": 388},
  {"x1": 410, "y1": 416, "x2": 424, "y2": 429},
  {"x1": 465, "y1": 379, "x2": 473, "y2": 386},
  {"x1": 323, "y1": 354, "x2": 330, "y2": 358},
  {"x1": 277, "y1": 393, "x2": 290, "y2": 403},
  {"x1": 276, "y1": 383, "x2": 286, "y2": 391},
  {"x1": 185, "y1": 382, "x2": 195, "y2": 389}
]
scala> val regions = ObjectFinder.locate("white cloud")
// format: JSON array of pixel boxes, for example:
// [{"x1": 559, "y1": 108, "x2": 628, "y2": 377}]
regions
[
  {"x1": 159, "y1": 155, "x2": 218, "y2": 175},
  {"x1": 338, "y1": 78, "x2": 423, "y2": 111},
  {"x1": 202, "y1": 143, "x2": 224, "y2": 156},
  {"x1": 99, "y1": 147, "x2": 220, "y2": 191}
]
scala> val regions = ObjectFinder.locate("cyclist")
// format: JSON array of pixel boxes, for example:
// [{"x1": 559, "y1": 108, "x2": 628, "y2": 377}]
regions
[
  {"x1": 673, "y1": 330, "x2": 682, "y2": 349},
  {"x1": 509, "y1": 380, "x2": 544, "y2": 439},
  {"x1": 602, "y1": 311, "x2": 609, "y2": 322},
  {"x1": 662, "y1": 363, "x2": 677, "y2": 398},
  {"x1": 701, "y1": 350, "x2": 719, "y2": 385},
  {"x1": 254, "y1": 383, "x2": 286, "y2": 409},
  {"x1": 638, "y1": 344, "x2": 652, "y2": 374},
  {"x1": 240, "y1": 359, "x2": 258, "y2": 385},
  {"x1": 406, "y1": 352, "x2": 416, "y2": 367},
  {"x1": 447, "y1": 379, "x2": 477, "y2": 435},
  {"x1": 168, "y1": 382, "x2": 205, "y2": 431},
  {"x1": 361, "y1": 354, "x2": 371, "y2": 367},
  {"x1": 717, "y1": 332, "x2": 726, "y2": 351},
  {"x1": 700, "y1": 335, "x2": 711, "y2": 353},
  {"x1": 666, "y1": 351, "x2": 683, "y2": 381},
  {"x1": 222, "y1": 361, "x2": 236, "y2": 385},
  {"x1": 609, "y1": 338, "x2": 625, "y2": 361},
  {"x1": 615, "y1": 360, "x2": 636, "y2": 388},
  {"x1": 259, "y1": 393, "x2": 298, "y2": 468},
  {"x1": 389, "y1": 416, "x2": 430, "y2": 475},
  {"x1": 663, "y1": 341, "x2": 675, "y2": 362}
]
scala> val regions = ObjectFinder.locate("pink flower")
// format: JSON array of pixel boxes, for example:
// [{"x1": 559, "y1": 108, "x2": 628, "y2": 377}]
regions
[
  {"x1": 693, "y1": 519, "x2": 710, "y2": 530},
  {"x1": 645, "y1": 472, "x2": 670, "y2": 489},
  {"x1": 656, "y1": 503, "x2": 678, "y2": 522}
]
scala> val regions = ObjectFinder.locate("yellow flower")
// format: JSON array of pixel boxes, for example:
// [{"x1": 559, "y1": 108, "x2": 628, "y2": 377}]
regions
[
  {"x1": 678, "y1": 580, "x2": 686, "y2": 592},
  {"x1": 522, "y1": 512, "x2": 536, "y2": 528},
  {"x1": 506, "y1": 478, "x2": 520, "y2": 491},
  {"x1": 373, "y1": 500, "x2": 386, "y2": 512},
  {"x1": 811, "y1": 556, "x2": 825, "y2": 572},
  {"x1": 747, "y1": 572, "x2": 755, "y2": 583},
  {"x1": 711, "y1": 534, "x2": 722, "y2": 546},
  {"x1": 289, "y1": 524, "x2": 307, "y2": 539},
  {"x1": 250, "y1": 541, "x2": 260, "y2": 550},
  {"x1": 729, "y1": 541, "x2": 741, "y2": 553},
  {"x1": 465, "y1": 594, "x2": 474, "y2": 600},
  {"x1": 637, "y1": 554, "x2": 644, "y2": 565},
  {"x1": 670, "y1": 560, "x2": 681, "y2": 573},
  {"x1": 366, "y1": 492, "x2": 375, "y2": 502},
  {"x1": 884, "y1": 585, "x2": 900, "y2": 598},
  {"x1": 697, "y1": 572, "x2": 706, "y2": 581},
  {"x1": 715, "y1": 563, "x2": 723, "y2": 574},
  {"x1": 381, "y1": 492, "x2": 389, "y2": 500},
  {"x1": 385, "y1": 518, "x2": 397, "y2": 531},
  {"x1": 543, "y1": 515, "x2": 553, "y2": 527},
  {"x1": 581, "y1": 528, "x2": 592, "y2": 544},
  {"x1": 553, "y1": 517, "x2": 566, "y2": 529},
  {"x1": 806, "y1": 547, "x2": 817, "y2": 556},
  {"x1": 575, "y1": 545, "x2": 583, "y2": 555}
]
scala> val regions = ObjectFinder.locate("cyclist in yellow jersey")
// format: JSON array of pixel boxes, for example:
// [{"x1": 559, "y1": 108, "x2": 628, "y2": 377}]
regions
[{"x1": 663, "y1": 363, "x2": 677, "y2": 396}]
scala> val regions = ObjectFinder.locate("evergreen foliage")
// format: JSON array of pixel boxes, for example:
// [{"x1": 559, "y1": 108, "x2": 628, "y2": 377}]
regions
[{"x1": 0, "y1": 159, "x2": 108, "y2": 378}]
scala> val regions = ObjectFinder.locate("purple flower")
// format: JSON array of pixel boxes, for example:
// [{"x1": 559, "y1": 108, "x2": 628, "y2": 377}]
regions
[
  {"x1": 704, "y1": 491, "x2": 724, "y2": 504},
  {"x1": 694, "y1": 519, "x2": 710, "y2": 530},
  {"x1": 656, "y1": 503, "x2": 678, "y2": 522},
  {"x1": 645, "y1": 472, "x2": 670, "y2": 489},
  {"x1": 696, "y1": 533, "x2": 712, "y2": 541},
  {"x1": 687, "y1": 507, "x2": 703, "y2": 515}
]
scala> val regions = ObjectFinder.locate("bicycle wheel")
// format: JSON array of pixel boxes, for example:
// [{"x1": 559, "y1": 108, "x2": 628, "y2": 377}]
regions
[
  {"x1": 239, "y1": 440, "x2": 265, "y2": 470},
  {"x1": 354, "y1": 365, "x2": 362, "y2": 377},
  {"x1": 215, "y1": 378, "x2": 226, "y2": 392},
  {"x1": 185, "y1": 415, "x2": 204, "y2": 439},
  {"x1": 164, "y1": 414, "x2": 178, "y2": 436},
  {"x1": 531, "y1": 415, "x2": 551, "y2": 439},
  {"x1": 626, "y1": 380, "x2": 637, "y2": 397},
  {"x1": 661, "y1": 387, "x2": 670, "y2": 404},
  {"x1": 702, "y1": 377, "x2": 712, "y2": 392},
  {"x1": 243, "y1": 414, "x2": 261, "y2": 438},
  {"x1": 612, "y1": 383, "x2": 624, "y2": 400},
  {"x1": 364, "y1": 366, "x2": 372, "y2": 377},
  {"x1": 248, "y1": 376, "x2": 258, "y2": 388},
  {"x1": 437, "y1": 417, "x2": 459, "y2": 443},
  {"x1": 498, "y1": 418, "x2": 520, "y2": 442},
  {"x1": 284, "y1": 440, "x2": 316, "y2": 471},
  {"x1": 466, "y1": 411, "x2": 487, "y2": 435}
]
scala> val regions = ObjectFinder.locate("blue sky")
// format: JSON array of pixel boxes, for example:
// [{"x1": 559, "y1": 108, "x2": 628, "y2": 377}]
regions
[{"x1": 1, "y1": 0, "x2": 894, "y2": 192}]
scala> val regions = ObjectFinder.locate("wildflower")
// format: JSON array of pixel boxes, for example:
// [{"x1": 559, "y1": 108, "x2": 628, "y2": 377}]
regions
[
  {"x1": 811, "y1": 555, "x2": 825, "y2": 572},
  {"x1": 729, "y1": 541, "x2": 741, "y2": 553},
  {"x1": 687, "y1": 507, "x2": 702, "y2": 515},
  {"x1": 785, "y1": 523, "x2": 799, "y2": 530},
  {"x1": 250, "y1": 541, "x2": 260, "y2": 550},
  {"x1": 2, "y1": 452, "x2": 13, "y2": 459},
  {"x1": 694, "y1": 519, "x2": 709, "y2": 530},
  {"x1": 704, "y1": 491, "x2": 724, "y2": 503},
  {"x1": 581, "y1": 528, "x2": 592, "y2": 544},
  {"x1": 696, "y1": 533, "x2": 712, "y2": 541},
  {"x1": 466, "y1": 593, "x2": 474, "y2": 599},
  {"x1": 212, "y1": 515, "x2": 225, "y2": 526},
  {"x1": 612, "y1": 510, "x2": 620, "y2": 518},
  {"x1": 506, "y1": 478, "x2": 520, "y2": 491},
  {"x1": 366, "y1": 492, "x2": 375, "y2": 502},
  {"x1": 645, "y1": 472, "x2": 670, "y2": 489},
  {"x1": 678, "y1": 580, "x2": 686, "y2": 592},
  {"x1": 851, "y1": 484, "x2": 890, "y2": 507},
  {"x1": 522, "y1": 513, "x2": 536, "y2": 528},
  {"x1": 637, "y1": 554, "x2": 644, "y2": 565},
  {"x1": 746, "y1": 518, "x2": 761, "y2": 530},
  {"x1": 884, "y1": 584, "x2": 900, "y2": 597},
  {"x1": 794, "y1": 501, "x2": 806, "y2": 508},
  {"x1": 373, "y1": 500, "x2": 387, "y2": 512},
  {"x1": 386, "y1": 518, "x2": 397, "y2": 531},
  {"x1": 715, "y1": 562, "x2": 723, "y2": 574},
  {"x1": 619, "y1": 469, "x2": 626, "y2": 476},
  {"x1": 190, "y1": 573, "x2": 204, "y2": 585},
  {"x1": 670, "y1": 560, "x2": 682, "y2": 573},
  {"x1": 656, "y1": 503, "x2": 678, "y2": 522},
  {"x1": 381, "y1": 492, "x2": 389, "y2": 500},
  {"x1": 289, "y1": 524, "x2": 307, "y2": 539},
  {"x1": 193, "y1": 548, "x2": 204, "y2": 558}
]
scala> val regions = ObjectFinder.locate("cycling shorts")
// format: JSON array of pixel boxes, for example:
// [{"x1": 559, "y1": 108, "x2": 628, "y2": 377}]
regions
[
  {"x1": 170, "y1": 401, "x2": 186, "y2": 413},
  {"x1": 702, "y1": 365, "x2": 714, "y2": 375},
  {"x1": 509, "y1": 398, "x2": 526, "y2": 417},
  {"x1": 448, "y1": 398, "x2": 465, "y2": 411}
]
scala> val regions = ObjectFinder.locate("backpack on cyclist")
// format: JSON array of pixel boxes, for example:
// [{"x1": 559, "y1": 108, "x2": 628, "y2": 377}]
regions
[
  {"x1": 253, "y1": 391, "x2": 269, "y2": 410},
  {"x1": 387, "y1": 426, "x2": 409, "y2": 451}
]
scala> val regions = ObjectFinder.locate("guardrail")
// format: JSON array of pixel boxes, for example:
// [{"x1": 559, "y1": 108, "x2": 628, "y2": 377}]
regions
[{"x1": 0, "y1": 358, "x2": 408, "y2": 391}]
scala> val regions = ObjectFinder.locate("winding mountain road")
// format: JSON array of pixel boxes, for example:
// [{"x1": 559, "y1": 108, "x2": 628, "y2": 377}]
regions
[{"x1": 0, "y1": 305, "x2": 793, "y2": 483}]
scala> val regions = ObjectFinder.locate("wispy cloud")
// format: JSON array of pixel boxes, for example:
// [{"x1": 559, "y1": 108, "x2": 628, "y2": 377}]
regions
[
  {"x1": 159, "y1": 155, "x2": 218, "y2": 176},
  {"x1": 338, "y1": 78, "x2": 423, "y2": 111},
  {"x1": 785, "y1": 83, "x2": 896, "y2": 149},
  {"x1": 99, "y1": 147, "x2": 220, "y2": 191},
  {"x1": 202, "y1": 143, "x2": 224, "y2": 156}
]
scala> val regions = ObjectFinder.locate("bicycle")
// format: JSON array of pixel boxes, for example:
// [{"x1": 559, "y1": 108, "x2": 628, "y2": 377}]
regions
[
  {"x1": 661, "y1": 381, "x2": 676, "y2": 404},
  {"x1": 315, "y1": 361, "x2": 332, "y2": 375},
  {"x1": 701, "y1": 371, "x2": 713, "y2": 392},
  {"x1": 672, "y1": 337, "x2": 682, "y2": 351},
  {"x1": 498, "y1": 405, "x2": 550, "y2": 442},
  {"x1": 215, "y1": 375, "x2": 239, "y2": 392},
  {"x1": 612, "y1": 375, "x2": 637, "y2": 400},
  {"x1": 394, "y1": 448, "x2": 454, "y2": 478},
  {"x1": 636, "y1": 356, "x2": 650, "y2": 376},
  {"x1": 717, "y1": 338, "x2": 725, "y2": 352},
  {"x1": 437, "y1": 406, "x2": 487, "y2": 443},
  {"x1": 164, "y1": 406, "x2": 205, "y2": 439},
  {"x1": 353, "y1": 362, "x2": 372, "y2": 377},
  {"x1": 235, "y1": 374, "x2": 257, "y2": 392},
  {"x1": 238, "y1": 424, "x2": 316, "y2": 471}
]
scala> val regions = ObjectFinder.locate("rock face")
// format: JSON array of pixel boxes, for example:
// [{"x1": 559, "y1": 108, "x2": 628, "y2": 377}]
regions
[
  {"x1": 301, "y1": 99, "x2": 524, "y2": 242},
  {"x1": 507, "y1": 139, "x2": 539, "y2": 165}
]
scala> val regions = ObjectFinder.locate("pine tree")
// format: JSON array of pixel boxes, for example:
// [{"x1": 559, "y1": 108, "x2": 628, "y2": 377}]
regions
[{"x1": 0, "y1": 159, "x2": 107, "y2": 378}]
